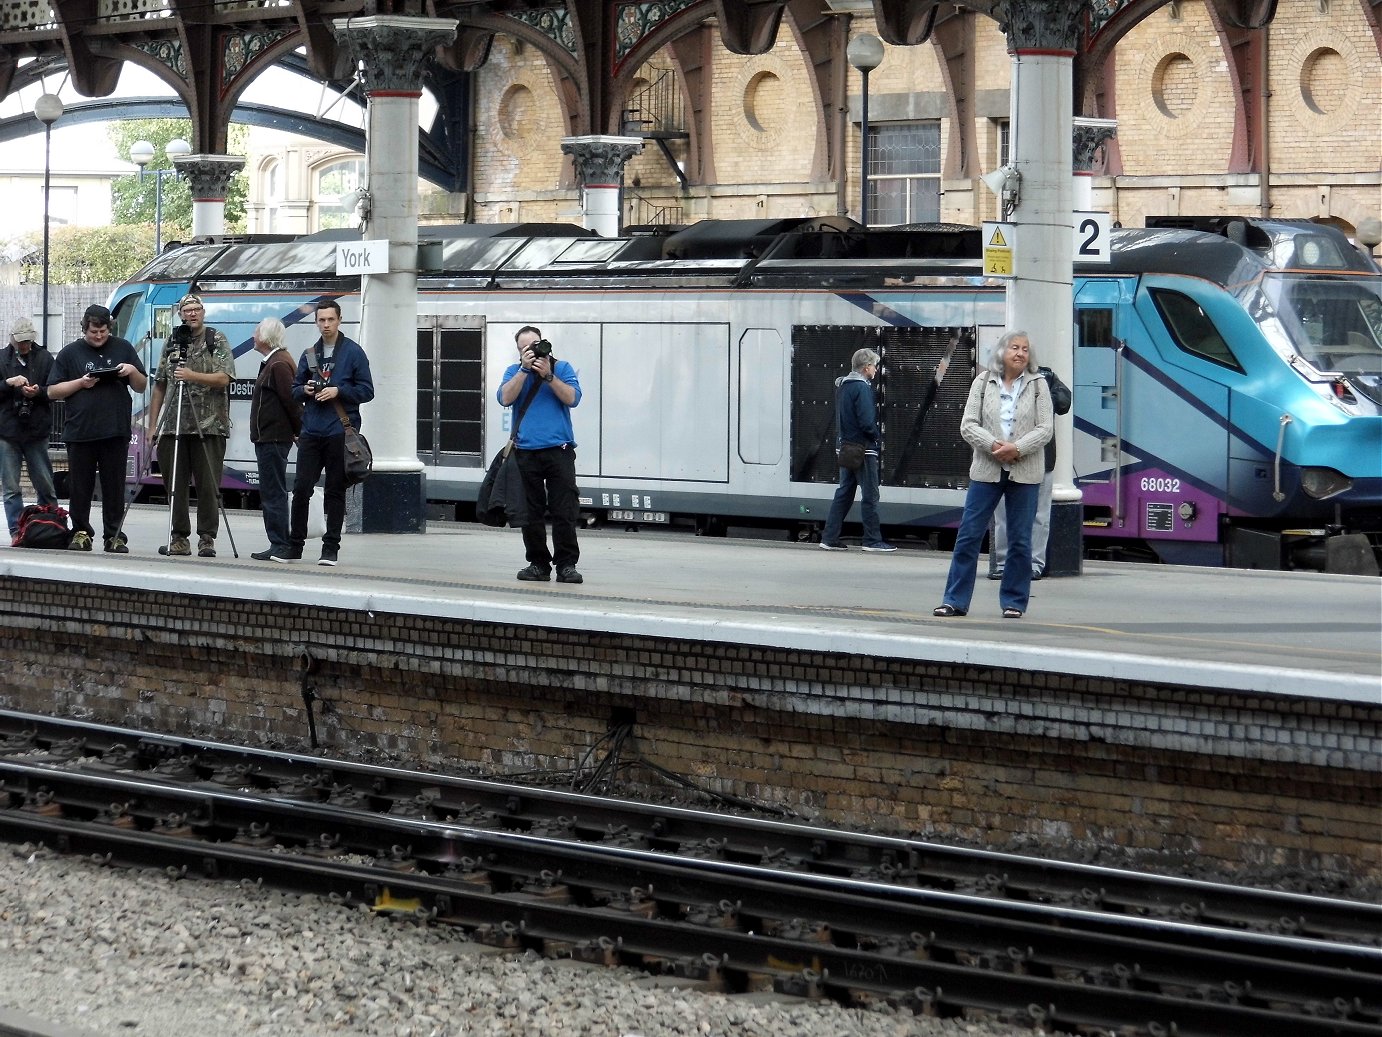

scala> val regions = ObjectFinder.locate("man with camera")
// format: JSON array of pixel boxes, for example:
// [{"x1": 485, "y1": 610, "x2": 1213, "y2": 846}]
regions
[
  {"x1": 46, "y1": 304, "x2": 148, "y2": 552},
  {"x1": 146, "y1": 294, "x2": 235, "y2": 557},
  {"x1": 275, "y1": 299, "x2": 374, "y2": 567},
  {"x1": 497, "y1": 325, "x2": 583, "y2": 584},
  {"x1": 1, "y1": 318, "x2": 58, "y2": 540}
]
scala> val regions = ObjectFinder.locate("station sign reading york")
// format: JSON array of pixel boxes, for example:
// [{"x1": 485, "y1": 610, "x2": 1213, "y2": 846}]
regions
[{"x1": 336, "y1": 240, "x2": 389, "y2": 276}]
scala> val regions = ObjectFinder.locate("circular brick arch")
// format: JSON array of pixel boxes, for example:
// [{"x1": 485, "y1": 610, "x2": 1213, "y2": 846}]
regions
[{"x1": 1286, "y1": 31, "x2": 1365, "y2": 134}]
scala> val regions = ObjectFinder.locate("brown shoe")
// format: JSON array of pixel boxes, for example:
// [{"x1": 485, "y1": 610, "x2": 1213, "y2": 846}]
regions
[
  {"x1": 159, "y1": 536, "x2": 191, "y2": 557},
  {"x1": 198, "y1": 534, "x2": 216, "y2": 558}
]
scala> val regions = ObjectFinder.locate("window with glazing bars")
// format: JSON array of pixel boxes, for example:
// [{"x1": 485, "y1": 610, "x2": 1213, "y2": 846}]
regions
[{"x1": 866, "y1": 121, "x2": 941, "y2": 227}]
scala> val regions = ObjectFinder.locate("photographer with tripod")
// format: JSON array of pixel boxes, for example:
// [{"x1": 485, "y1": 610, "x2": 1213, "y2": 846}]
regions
[{"x1": 145, "y1": 294, "x2": 235, "y2": 557}]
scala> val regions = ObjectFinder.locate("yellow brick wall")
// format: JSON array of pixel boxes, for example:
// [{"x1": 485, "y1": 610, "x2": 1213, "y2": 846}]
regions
[{"x1": 462, "y1": 8, "x2": 1379, "y2": 234}]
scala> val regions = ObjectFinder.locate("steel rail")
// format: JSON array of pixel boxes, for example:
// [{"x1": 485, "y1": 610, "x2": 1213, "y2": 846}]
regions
[
  {"x1": 1, "y1": 810, "x2": 1376, "y2": 1037},
  {"x1": 2, "y1": 761, "x2": 1378, "y2": 1013},
  {"x1": 2, "y1": 709, "x2": 1376, "y2": 946}
]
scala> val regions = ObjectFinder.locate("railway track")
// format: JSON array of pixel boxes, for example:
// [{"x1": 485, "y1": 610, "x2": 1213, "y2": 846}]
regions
[{"x1": 1, "y1": 711, "x2": 1378, "y2": 1036}]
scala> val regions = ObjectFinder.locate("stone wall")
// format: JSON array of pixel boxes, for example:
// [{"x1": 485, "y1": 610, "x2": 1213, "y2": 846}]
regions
[{"x1": 2, "y1": 576, "x2": 1377, "y2": 883}]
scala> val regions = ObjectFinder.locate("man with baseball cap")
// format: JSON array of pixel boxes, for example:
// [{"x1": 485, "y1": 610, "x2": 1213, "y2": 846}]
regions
[
  {"x1": 1, "y1": 317, "x2": 58, "y2": 538},
  {"x1": 46, "y1": 304, "x2": 147, "y2": 551},
  {"x1": 145, "y1": 294, "x2": 234, "y2": 557}
]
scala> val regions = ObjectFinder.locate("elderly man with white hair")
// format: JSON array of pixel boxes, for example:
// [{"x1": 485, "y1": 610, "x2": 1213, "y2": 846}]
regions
[{"x1": 247, "y1": 316, "x2": 301, "y2": 561}]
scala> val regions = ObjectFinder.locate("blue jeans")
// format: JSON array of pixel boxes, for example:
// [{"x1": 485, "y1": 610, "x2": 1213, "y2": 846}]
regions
[
  {"x1": 1, "y1": 436, "x2": 57, "y2": 537},
  {"x1": 822, "y1": 455, "x2": 883, "y2": 546},
  {"x1": 992, "y1": 471, "x2": 1055, "y2": 572},
  {"x1": 942, "y1": 472, "x2": 1040, "y2": 613},
  {"x1": 255, "y1": 440, "x2": 291, "y2": 550}
]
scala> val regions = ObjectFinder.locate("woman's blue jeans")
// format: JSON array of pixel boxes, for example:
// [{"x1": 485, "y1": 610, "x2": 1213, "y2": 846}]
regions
[{"x1": 942, "y1": 472, "x2": 1040, "y2": 612}]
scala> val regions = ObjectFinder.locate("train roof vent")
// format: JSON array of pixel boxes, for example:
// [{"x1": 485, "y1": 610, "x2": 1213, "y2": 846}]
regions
[
  {"x1": 660, "y1": 217, "x2": 862, "y2": 259},
  {"x1": 1146, "y1": 216, "x2": 1273, "y2": 251}
]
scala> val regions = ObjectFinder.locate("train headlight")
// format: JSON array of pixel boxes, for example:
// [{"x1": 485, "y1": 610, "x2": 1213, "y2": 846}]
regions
[{"x1": 1300, "y1": 467, "x2": 1352, "y2": 500}]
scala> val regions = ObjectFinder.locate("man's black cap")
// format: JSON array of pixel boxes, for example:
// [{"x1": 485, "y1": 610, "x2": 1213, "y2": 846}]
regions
[{"x1": 83, "y1": 304, "x2": 112, "y2": 325}]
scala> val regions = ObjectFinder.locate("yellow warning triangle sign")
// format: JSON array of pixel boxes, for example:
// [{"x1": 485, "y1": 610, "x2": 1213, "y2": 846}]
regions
[{"x1": 989, "y1": 227, "x2": 1008, "y2": 247}]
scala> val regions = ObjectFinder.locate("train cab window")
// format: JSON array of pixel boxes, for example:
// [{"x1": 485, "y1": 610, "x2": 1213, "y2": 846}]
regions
[
  {"x1": 1149, "y1": 289, "x2": 1243, "y2": 372},
  {"x1": 1078, "y1": 307, "x2": 1115, "y2": 348}
]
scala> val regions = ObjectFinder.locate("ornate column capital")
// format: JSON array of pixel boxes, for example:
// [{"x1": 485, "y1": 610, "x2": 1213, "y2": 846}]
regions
[
  {"x1": 991, "y1": 0, "x2": 1090, "y2": 52},
  {"x1": 1072, "y1": 117, "x2": 1117, "y2": 172},
  {"x1": 331, "y1": 15, "x2": 457, "y2": 94},
  {"x1": 560, "y1": 135, "x2": 645, "y2": 185},
  {"x1": 172, "y1": 154, "x2": 246, "y2": 199}
]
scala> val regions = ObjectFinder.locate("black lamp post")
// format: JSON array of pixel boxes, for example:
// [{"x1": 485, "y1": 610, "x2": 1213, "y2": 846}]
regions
[
  {"x1": 846, "y1": 33, "x2": 884, "y2": 229},
  {"x1": 34, "y1": 93, "x2": 63, "y2": 346}
]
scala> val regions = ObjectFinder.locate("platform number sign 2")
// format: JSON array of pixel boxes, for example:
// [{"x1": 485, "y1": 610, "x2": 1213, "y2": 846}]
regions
[{"x1": 1073, "y1": 211, "x2": 1112, "y2": 264}]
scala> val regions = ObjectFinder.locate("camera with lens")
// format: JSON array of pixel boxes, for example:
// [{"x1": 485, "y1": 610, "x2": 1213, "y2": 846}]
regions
[
  {"x1": 168, "y1": 322, "x2": 194, "y2": 364},
  {"x1": 306, "y1": 379, "x2": 322, "y2": 393},
  {"x1": 15, "y1": 390, "x2": 31, "y2": 419},
  {"x1": 531, "y1": 339, "x2": 553, "y2": 359}
]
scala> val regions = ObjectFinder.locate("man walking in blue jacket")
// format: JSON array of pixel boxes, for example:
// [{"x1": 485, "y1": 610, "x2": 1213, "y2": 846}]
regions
[
  {"x1": 273, "y1": 299, "x2": 374, "y2": 566},
  {"x1": 819, "y1": 347, "x2": 896, "y2": 553}
]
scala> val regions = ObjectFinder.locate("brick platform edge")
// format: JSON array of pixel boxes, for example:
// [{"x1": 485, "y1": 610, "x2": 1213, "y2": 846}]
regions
[{"x1": 2, "y1": 578, "x2": 1377, "y2": 883}]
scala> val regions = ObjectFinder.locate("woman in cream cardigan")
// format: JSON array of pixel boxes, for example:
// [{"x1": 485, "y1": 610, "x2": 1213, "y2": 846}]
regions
[{"x1": 934, "y1": 331, "x2": 1053, "y2": 619}]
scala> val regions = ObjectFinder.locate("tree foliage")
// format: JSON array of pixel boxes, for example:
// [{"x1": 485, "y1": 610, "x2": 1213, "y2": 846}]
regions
[
  {"x1": 108, "y1": 119, "x2": 249, "y2": 232},
  {"x1": 13, "y1": 225, "x2": 162, "y2": 284}
]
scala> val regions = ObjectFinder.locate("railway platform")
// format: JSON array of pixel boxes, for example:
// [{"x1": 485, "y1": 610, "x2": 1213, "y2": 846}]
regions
[
  {"x1": 0, "y1": 506, "x2": 1378, "y2": 882},
  {"x1": 6, "y1": 506, "x2": 1374, "y2": 701}
]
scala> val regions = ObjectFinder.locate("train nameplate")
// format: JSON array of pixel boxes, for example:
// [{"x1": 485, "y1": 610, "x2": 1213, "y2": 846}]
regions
[{"x1": 1145, "y1": 502, "x2": 1174, "y2": 532}]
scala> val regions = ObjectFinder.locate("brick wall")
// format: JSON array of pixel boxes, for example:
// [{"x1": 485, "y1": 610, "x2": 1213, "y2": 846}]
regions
[
  {"x1": 2, "y1": 577, "x2": 1377, "y2": 883},
  {"x1": 459, "y1": 9, "x2": 1378, "y2": 237}
]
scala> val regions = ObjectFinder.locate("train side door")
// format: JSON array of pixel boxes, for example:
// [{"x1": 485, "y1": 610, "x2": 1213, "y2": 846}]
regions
[{"x1": 1073, "y1": 281, "x2": 1123, "y2": 532}]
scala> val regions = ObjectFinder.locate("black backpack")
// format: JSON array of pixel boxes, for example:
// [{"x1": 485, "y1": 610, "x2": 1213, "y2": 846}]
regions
[{"x1": 12, "y1": 503, "x2": 73, "y2": 549}]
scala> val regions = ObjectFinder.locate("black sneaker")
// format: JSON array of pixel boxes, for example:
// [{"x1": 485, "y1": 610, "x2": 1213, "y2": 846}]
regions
[
  {"x1": 556, "y1": 567, "x2": 583, "y2": 584},
  {"x1": 251, "y1": 548, "x2": 275, "y2": 561},
  {"x1": 516, "y1": 564, "x2": 551, "y2": 582},
  {"x1": 270, "y1": 547, "x2": 302, "y2": 563},
  {"x1": 104, "y1": 533, "x2": 129, "y2": 554},
  {"x1": 318, "y1": 547, "x2": 338, "y2": 567}
]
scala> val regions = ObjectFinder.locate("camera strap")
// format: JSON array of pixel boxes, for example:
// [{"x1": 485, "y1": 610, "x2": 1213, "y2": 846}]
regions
[{"x1": 505, "y1": 378, "x2": 541, "y2": 455}]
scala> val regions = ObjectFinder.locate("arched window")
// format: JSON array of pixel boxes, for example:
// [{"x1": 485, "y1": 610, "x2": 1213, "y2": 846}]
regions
[
  {"x1": 262, "y1": 160, "x2": 280, "y2": 232},
  {"x1": 315, "y1": 158, "x2": 366, "y2": 231}
]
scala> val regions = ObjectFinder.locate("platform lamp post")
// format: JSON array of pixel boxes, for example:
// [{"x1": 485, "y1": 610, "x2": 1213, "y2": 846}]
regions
[
  {"x1": 846, "y1": 33, "x2": 884, "y2": 229},
  {"x1": 34, "y1": 93, "x2": 63, "y2": 347},
  {"x1": 129, "y1": 137, "x2": 191, "y2": 257}
]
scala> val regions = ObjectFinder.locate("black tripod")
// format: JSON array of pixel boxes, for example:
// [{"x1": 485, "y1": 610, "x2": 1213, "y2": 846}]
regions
[{"x1": 150, "y1": 353, "x2": 239, "y2": 559}]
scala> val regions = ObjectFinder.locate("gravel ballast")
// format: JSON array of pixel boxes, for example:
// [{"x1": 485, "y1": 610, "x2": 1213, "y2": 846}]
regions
[{"x1": 0, "y1": 843, "x2": 1055, "y2": 1037}]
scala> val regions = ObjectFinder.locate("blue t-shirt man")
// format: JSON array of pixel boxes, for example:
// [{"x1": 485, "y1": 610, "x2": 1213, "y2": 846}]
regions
[{"x1": 497, "y1": 325, "x2": 583, "y2": 584}]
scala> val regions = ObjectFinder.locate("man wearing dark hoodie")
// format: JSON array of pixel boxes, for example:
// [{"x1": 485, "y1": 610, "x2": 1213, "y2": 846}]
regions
[{"x1": 819, "y1": 347, "x2": 896, "y2": 553}]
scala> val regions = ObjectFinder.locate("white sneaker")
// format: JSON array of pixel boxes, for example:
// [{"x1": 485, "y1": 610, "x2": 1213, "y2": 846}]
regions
[
  {"x1": 862, "y1": 543, "x2": 898, "y2": 553},
  {"x1": 818, "y1": 541, "x2": 848, "y2": 551}
]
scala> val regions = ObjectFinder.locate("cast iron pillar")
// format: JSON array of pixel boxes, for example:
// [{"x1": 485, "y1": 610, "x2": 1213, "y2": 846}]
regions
[
  {"x1": 172, "y1": 155, "x2": 247, "y2": 238},
  {"x1": 332, "y1": 14, "x2": 456, "y2": 534},
  {"x1": 997, "y1": 0, "x2": 1091, "y2": 577},
  {"x1": 560, "y1": 135, "x2": 645, "y2": 237}
]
